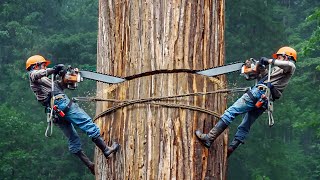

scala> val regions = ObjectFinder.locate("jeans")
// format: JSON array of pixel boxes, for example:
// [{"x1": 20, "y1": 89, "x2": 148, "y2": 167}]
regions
[
  {"x1": 54, "y1": 94, "x2": 100, "y2": 153},
  {"x1": 220, "y1": 86, "x2": 267, "y2": 143}
]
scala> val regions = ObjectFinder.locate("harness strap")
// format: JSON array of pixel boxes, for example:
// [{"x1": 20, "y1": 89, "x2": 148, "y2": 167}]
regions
[
  {"x1": 258, "y1": 75, "x2": 268, "y2": 85},
  {"x1": 51, "y1": 95, "x2": 73, "y2": 118},
  {"x1": 62, "y1": 100, "x2": 73, "y2": 115},
  {"x1": 246, "y1": 89, "x2": 257, "y2": 102},
  {"x1": 45, "y1": 75, "x2": 55, "y2": 137},
  {"x1": 257, "y1": 69, "x2": 279, "y2": 100}
]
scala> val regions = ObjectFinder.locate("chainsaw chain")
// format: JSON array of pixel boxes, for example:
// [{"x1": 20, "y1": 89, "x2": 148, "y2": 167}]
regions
[
  {"x1": 81, "y1": 69, "x2": 125, "y2": 83},
  {"x1": 82, "y1": 61, "x2": 243, "y2": 83},
  {"x1": 196, "y1": 61, "x2": 243, "y2": 72}
]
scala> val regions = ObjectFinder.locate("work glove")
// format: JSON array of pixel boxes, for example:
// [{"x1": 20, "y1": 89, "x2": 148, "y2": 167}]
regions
[
  {"x1": 53, "y1": 64, "x2": 65, "y2": 74},
  {"x1": 259, "y1": 57, "x2": 270, "y2": 66}
]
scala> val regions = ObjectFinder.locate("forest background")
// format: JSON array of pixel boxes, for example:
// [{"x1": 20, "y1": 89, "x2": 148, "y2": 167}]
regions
[{"x1": 0, "y1": 0, "x2": 319, "y2": 179}]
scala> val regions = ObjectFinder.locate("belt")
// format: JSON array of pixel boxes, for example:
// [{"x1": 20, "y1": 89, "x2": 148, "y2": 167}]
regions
[
  {"x1": 52, "y1": 94, "x2": 73, "y2": 114},
  {"x1": 54, "y1": 94, "x2": 65, "y2": 100},
  {"x1": 246, "y1": 85, "x2": 267, "y2": 102},
  {"x1": 257, "y1": 85, "x2": 268, "y2": 91},
  {"x1": 41, "y1": 92, "x2": 65, "y2": 107},
  {"x1": 246, "y1": 89, "x2": 257, "y2": 102}
]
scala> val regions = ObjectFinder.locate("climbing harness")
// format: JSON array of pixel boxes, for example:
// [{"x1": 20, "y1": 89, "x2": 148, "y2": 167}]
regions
[
  {"x1": 246, "y1": 63, "x2": 274, "y2": 127},
  {"x1": 45, "y1": 94, "x2": 73, "y2": 137}
]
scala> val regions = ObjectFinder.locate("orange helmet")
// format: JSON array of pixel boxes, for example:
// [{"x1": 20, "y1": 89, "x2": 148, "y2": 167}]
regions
[
  {"x1": 26, "y1": 55, "x2": 51, "y2": 70},
  {"x1": 272, "y1": 46, "x2": 297, "y2": 61}
]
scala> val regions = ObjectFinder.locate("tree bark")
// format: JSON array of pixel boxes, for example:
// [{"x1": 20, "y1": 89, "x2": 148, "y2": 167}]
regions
[{"x1": 95, "y1": 0, "x2": 228, "y2": 179}]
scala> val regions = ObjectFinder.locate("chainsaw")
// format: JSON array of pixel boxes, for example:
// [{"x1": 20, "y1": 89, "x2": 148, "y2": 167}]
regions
[
  {"x1": 61, "y1": 60, "x2": 265, "y2": 89},
  {"x1": 61, "y1": 59, "x2": 274, "y2": 127}
]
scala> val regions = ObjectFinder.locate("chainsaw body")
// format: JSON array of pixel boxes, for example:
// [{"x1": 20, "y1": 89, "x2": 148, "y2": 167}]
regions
[
  {"x1": 241, "y1": 58, "x2": 266, "y2": 80},
  {"x1": 62, "y1": 66, "x2": 83, "y2": 90}
]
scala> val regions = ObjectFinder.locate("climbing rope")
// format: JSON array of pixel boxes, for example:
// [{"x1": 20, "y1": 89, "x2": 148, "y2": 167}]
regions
[
  {"x1": 73, "y1": 87, "x2": 250, "y2": 122},
  {"x1": 45, "y1": 74, "x2": 55, "y2": 137}
]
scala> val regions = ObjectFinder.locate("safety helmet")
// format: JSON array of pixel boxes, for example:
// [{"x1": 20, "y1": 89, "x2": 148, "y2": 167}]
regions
[
  {"x1": 26, "y1": 55, "x2": 51, "y2": 70},
  {"x1": 272, "y1": 46, "x2": 297, "y2": 61}
]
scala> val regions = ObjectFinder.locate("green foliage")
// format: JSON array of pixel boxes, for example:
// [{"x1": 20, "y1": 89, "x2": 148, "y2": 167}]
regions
[
  {"x1": 302, "y1": 8, "x2": 320, "y2": 58},
  {"x1": 0, "y1": 0, "x2": 320, "y2": 179},
  {"x1": 225, "y1": 0, "x2": 287, "y2": 62},
  {"x1": 0, "y1": 0, "x2": 97, "y2": 179}
]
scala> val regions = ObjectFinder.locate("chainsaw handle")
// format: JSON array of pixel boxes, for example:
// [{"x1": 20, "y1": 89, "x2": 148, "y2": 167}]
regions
[
  {"x1": 241, "y1": 58, "x2": 258, "y2": 80},
  {"x1": 249, "y1": 58, "x2": 258, "y2": 62}
]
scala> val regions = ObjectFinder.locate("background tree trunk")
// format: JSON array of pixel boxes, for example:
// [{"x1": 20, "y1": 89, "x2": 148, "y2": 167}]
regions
[{"x1": 95, "y1": 0, "x2": 228, "y2": 179}]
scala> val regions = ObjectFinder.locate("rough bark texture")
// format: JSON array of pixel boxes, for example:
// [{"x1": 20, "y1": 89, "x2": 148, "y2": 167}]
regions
[{"x1": 95, "y1": 0, "x2": 228, "y2": 179}]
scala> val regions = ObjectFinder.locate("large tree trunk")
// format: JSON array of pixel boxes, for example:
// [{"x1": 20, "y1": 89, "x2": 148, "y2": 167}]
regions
[{"x1": 95, "y1": 0, "x2": 228, "y2": 179}]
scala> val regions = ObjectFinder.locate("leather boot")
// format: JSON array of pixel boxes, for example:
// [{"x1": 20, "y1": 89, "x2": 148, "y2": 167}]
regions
[
  {"x1": 74, "y1": 150, "x2": 95, "y2": 175},
  {"x1": 92, "y1": 136, "x2": 120, "y2": 159},
  {"x1": 227, "y1": 139, "x2": 241, "y2": 157},
  {"x1": 195, "y1": 119, "x2": 228, "y2": 148}
]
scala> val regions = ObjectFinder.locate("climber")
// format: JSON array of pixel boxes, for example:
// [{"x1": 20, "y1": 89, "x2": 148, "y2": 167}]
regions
[
  {"x1": 26, "y1": 55, "x2": 120, "y2": 175},
  {"x1": 195, "y1": 47, "x2": 297, "y2": 157}
]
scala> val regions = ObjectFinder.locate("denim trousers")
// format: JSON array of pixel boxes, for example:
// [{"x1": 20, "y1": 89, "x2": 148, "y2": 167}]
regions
[
  {"x1": 54, "y1": 94, "x2": 100, "y2": 153},
  {"x1": 220, "y1": 86, "x2": 267, "y2": 143}
]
